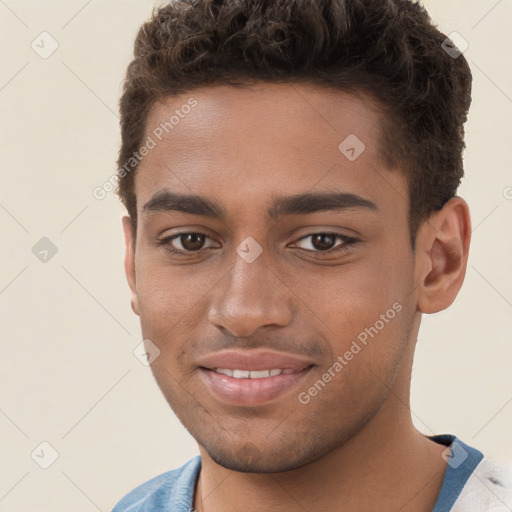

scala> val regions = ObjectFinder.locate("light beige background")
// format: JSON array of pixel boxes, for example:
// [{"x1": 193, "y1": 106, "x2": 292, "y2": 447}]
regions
[{"x1": 0, "y1": 1, "x2": 511, "y2": 510}]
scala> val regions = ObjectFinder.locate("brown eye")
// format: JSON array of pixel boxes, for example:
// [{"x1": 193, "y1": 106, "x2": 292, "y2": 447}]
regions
[
  {"x1": 310, "y1": 234, "x2": 336, "y2": 251},
  {"x1": 294, "y1": 233, "x2": 357, "y2": 254},
  {"x1": 157, "y1": 231, "x2": 220, "y2": 256},
  {"x1": 173, "y1": 233, "x2": 206, "y2": 251}
]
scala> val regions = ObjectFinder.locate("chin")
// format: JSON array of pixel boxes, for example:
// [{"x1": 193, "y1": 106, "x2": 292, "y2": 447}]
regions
[{"x1": 202, "y1": 438, "x2": 328, "y2": 474}]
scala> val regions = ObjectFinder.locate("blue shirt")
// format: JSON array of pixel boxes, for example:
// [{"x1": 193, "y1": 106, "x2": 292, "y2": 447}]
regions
[{"x1": 112, "y1": 434, "x2": 486, "y2": 511}]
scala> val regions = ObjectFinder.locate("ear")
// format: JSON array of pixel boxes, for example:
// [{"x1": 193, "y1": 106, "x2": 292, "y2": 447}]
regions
[
  {"x1": 415, "y1": 197, "x2": 471, "y2": 314},
  {"x1": 122, "y1": 215, "x2": 140, "y2": 316}
]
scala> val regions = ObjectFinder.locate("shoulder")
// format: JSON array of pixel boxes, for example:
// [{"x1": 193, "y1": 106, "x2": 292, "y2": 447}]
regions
[
  {"x1": 452, "y1": 455, "x2": 512, "y2": 512},
  {"x1": 112, "y1": 456, "x2": 201, "y2": 512}
]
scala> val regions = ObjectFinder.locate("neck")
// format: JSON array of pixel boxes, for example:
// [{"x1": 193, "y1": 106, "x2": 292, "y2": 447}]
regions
[{"x1": 194, "y1": 408, "x2": 447, "y2": 512}]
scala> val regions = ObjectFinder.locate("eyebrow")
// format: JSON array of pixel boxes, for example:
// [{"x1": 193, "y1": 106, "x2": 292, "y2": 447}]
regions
[{"x1": 142, "y1": 189, "x2": 378, "y2": 220}]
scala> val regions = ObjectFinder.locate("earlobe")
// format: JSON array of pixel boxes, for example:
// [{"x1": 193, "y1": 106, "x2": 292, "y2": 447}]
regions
[
  {"x1": 122, "y1": 214, "x2": 140, "y2": 317},
  {"x1": 416, "y1": 197, "x2": 471, "y2": 314}
]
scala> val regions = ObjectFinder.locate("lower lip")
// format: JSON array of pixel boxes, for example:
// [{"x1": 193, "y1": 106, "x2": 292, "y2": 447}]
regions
[{"x1": 199, "y1": 367, "x2": 313, "y2": 406}]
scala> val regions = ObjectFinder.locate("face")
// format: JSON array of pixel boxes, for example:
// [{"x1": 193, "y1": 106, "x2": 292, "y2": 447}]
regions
[{"x1": 123, "y1": 82, "x2": 421, "y2": 473}]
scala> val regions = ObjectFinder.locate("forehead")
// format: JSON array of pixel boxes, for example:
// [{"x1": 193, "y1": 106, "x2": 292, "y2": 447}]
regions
[{"x1": 135, "y1": 82, "x2": 407, "y2": 220}]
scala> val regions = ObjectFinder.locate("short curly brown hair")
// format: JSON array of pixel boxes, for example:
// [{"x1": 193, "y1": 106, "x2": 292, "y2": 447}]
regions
[{"x1": 116, "y1": 0, "x2": 472, "y2": 247}]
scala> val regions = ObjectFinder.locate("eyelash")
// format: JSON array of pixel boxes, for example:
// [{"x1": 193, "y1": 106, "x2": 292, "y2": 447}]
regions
[{"x1": 157, "y1": 231, "x2": 358, "y2": 257}]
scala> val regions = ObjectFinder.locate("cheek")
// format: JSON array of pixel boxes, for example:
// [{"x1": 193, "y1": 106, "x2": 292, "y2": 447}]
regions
[
  {"x1": 293, "y1": 253, "x2": 412, "y2": 336},
  {"x1": 135, "y1": 260, "x2": 207, "y2": 322},
  {"x1": 133, "y1": 261, "x2": 221, "y2": 372}
]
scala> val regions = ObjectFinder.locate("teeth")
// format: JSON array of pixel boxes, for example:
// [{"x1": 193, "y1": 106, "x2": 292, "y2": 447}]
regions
[
  {"x1": 214, "y1": 368, "x2": 284, "y2": 378},
  {"x1": 215, "y1": 368, "x2": 235, "y2": 377},
  {"x1": 250, "y1": 370, "x2": 272, "y2": 378}
]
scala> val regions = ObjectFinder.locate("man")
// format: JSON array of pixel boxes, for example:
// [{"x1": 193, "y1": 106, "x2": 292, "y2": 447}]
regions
[{"x1": 112, "y1": 0, "x2": 511, "y2": 510}]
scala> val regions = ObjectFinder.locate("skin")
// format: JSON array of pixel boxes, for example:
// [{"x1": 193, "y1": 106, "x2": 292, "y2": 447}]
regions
[{"x1": 122, "y1": 82, "x2": 471, "y2": 512}]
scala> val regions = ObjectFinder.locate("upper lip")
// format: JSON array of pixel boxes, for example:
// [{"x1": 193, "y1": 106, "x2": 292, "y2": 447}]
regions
[{"x1": 197, "y1": 349, "x2": 315, "y2": 371}]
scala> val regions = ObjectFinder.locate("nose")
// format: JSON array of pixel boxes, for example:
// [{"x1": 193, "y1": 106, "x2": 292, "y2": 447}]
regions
[{"x1": 208, "y1": 249, "x2": 294, "y2": 338}]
